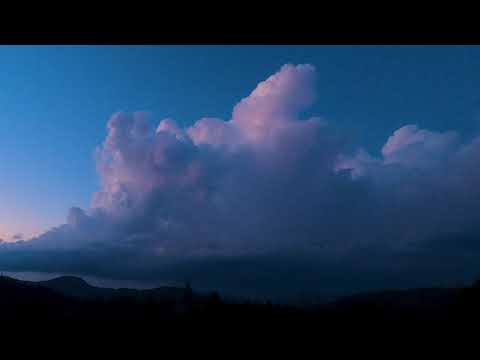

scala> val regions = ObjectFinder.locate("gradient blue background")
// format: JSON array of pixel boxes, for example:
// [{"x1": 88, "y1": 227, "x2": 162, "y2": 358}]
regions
[{"x1": 1, "y1": 45, "x2": 480, "y2": 239}]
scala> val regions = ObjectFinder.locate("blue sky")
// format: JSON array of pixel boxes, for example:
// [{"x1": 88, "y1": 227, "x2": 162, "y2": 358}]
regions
[{"x1": 1, "y1": 45, "x2": 480, "y2": 239}]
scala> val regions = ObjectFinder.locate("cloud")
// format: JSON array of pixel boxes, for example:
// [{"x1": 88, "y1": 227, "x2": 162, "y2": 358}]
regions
[
  {"x1": 3, "y1": 63, "x2": 480, "y2": 300},
  {"x1": 381, "y1": 124, "x2": 459, "y2": 168}
]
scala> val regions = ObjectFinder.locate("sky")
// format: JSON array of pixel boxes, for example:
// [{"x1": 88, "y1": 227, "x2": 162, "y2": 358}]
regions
[
  {"x1": 1, "y1": 45, "x2": 480, "y2": 240},
  {"x1": 2, "y1": 45, "x2": 480, "y2": 300}
]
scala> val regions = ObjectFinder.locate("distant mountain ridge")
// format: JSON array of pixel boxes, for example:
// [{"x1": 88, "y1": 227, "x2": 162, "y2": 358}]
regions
[
  {"x1": 3, "y1": 273, "x2": 477, "y2": 343},
  {"x1": 11, "y1": 275, "x2": 192, "y2": 302},
  {"x1": 2, "y1": 272, "x2": 479, "y2": 333},
  {"x1": 0, "y1": 273, "x2": 464, "y2": 310},
  {"x1": 0, "y1": 275, "x2": 67, "y2": 307},
  {"x1": 323, "y1": 287, "x2": 461, "y2": 311}
]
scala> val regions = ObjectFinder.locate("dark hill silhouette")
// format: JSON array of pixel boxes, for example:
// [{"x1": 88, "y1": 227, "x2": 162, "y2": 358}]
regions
[
  {"x1": 324, "y1": 287, "x2": 460, "y2": 310},
  {"x1": 0, "y1": 274, "x2": 203, "y2": 324},
  {"x1": 38, "y1": 276, "x2": 99, "y2": 298},
  {"x1": 0, "y1": 275, "x2": 65, "y2": 305},
  {"x1": 32, "y1": 275, "x2": 193, "y2": 302},
  {"x1": 0, "y1": 274, "x2": 465, "y2": 310},
  {"x1": 2, "y1": 272, "x2": 480, "y2": 339}
]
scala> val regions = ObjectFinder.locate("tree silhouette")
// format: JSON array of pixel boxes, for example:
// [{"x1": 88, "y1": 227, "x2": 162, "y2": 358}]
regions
[{"x1": 208, "y1": 290, "x2": 222, "y2": 308}]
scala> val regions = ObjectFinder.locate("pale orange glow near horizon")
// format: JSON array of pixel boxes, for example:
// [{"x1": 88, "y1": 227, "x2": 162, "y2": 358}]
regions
[{"x1": 0, "y1": 222, "x2": 45, "y2": 242}]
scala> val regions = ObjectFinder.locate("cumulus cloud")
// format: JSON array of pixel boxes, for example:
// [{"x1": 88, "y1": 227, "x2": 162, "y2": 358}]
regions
[
  {"x1": 381, "y1": 124, "x2": 459, "y2": 168},
  {"x1": 3, "y1": 63, "x2": 480, "y2": 300}
]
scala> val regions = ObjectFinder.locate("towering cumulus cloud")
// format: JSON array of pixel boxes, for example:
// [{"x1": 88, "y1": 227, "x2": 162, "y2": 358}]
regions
[{"x1": 3, "y1": 63, "x2": 480, "y2": 300}]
